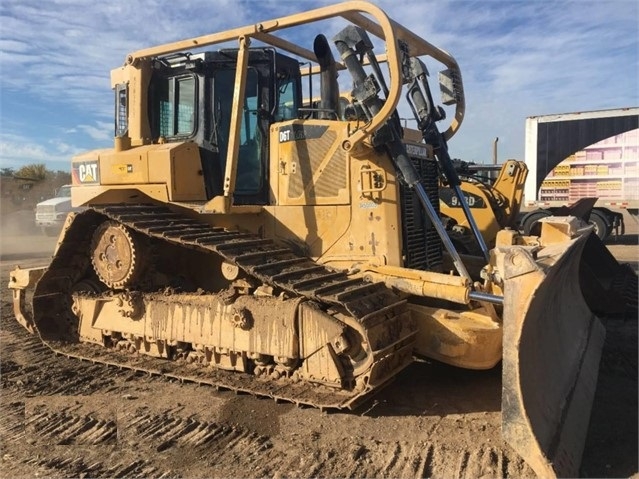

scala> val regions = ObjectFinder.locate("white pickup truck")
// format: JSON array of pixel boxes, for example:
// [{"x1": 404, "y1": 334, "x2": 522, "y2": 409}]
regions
[{"x1": 35, "y1": 185, "x2": 83, "y2": 236}]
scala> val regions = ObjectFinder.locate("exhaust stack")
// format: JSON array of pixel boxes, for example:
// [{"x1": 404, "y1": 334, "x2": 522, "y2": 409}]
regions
[{"x1": 313, "y1": 34, "x2": 339, "y2": 120}]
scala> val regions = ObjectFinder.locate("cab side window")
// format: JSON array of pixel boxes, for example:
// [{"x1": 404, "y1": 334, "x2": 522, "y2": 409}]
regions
[
  {"x1": 213, "y1": 68, "x2": 262, "y2": 195},
  {"x1": 157, "y1": 75, "x2": 197, "y2": 138},
  {"x1": 274, "y1": 75, "x2": 298, "y2": 122}
]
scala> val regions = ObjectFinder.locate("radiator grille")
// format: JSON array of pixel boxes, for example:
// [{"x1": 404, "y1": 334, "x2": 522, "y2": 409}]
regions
[
  {"x1": 288, "y1": 131, "x2": 347, "y2": 199},
  {"x1": 314, "y1": 148, "x2": 347, "y2": 198},
  {"x1": 399, "y1": 157, "x2": 442, "y2": 271},
  {"x1": 37, "y1": 205, "x2": 57, "y2": 214}
]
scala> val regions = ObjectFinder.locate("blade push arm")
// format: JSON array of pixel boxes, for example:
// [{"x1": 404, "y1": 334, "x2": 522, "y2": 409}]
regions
[{"x1": 406, "y1": 58, "x2": 490, "y2": 262}]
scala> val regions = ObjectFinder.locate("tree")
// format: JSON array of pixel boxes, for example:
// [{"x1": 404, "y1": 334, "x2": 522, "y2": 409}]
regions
[
  {"x1": 15, "y1": 163, "x2": 49, "y2": 181},
  {"x1": 0, "y1": 167, "x2": 15, "y2": 177},
  {"x1": 52, "y1": 170, "x2": 72, "y2": 183}
]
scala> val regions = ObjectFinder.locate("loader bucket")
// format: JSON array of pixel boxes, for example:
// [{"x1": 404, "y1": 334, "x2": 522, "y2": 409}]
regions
[{"x1": 500, "y1": 233, "x2": 606, "y2": 478}]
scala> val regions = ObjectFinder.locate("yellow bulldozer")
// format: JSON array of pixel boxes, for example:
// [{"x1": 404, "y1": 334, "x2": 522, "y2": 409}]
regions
[{"x1": 9, "y1": 2, "x2": 611, "y2": 476}]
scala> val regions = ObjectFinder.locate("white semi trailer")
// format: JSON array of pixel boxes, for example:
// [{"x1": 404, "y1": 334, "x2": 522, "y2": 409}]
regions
[{"x1": 522, "y1": 107, "x2": 638, "y2": 240}]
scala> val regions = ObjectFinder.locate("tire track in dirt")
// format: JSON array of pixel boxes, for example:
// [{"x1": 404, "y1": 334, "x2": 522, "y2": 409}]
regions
[
  {"x1": 121, "y1": 408, "x2": 270, "y2": 451},
  {"x1": 26, "y1": 409, "x2": 117, "y2": 445},
  {"x1": 6, "y1": 388, "x2": 535, "y2": 479},
  {"x1": 281, "y1": 440, "x2": 532, "y2": 479},
  {"x1": 0, "y1": 400, "x2": 25, "y2": 444},
  {"x1": 22, "y1": 411, "x2": 278, "y2": 478},
  {"x1": 21, "y1": 454, "x2": 168, "y2": 479}
]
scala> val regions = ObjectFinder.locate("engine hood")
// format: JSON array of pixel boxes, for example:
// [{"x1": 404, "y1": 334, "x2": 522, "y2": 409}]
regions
[{"x1": 36, "y1": 197, "x2": 71, "y2": 208}]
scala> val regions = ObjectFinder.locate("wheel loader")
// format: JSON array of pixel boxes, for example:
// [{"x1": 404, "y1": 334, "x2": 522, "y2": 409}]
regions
[
  {"x1": 9, "y1": 2, "x2": 608, "y2": 476},
  {"x1": 440, "y1": 159, "x2": 638, "y2": 317}
]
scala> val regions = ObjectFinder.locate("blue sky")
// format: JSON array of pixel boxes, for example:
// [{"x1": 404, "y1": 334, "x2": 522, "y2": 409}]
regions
[{"x1": 1, "y1": 0, "x2": 637, "y2": 171}]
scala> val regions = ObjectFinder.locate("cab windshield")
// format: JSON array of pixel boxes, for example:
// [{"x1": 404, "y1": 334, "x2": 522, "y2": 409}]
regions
[{"x1": 56, "y1": 186, "x2": 71, "y2": 198}]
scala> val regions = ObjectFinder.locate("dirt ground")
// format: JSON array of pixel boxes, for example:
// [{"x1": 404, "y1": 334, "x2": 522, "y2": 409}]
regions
[{"x1": 0, "y1": 211, "x2": 636, "y2": 478}]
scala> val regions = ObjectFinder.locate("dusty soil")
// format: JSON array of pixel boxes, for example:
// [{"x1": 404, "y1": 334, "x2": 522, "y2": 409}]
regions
[{"x1": 0, "y1": 212, "x2": 636, "y2": 478}]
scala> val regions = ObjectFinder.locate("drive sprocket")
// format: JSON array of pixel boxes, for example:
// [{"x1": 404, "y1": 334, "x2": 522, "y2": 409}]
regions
[{"x1": 91, "y1": 221, "x2": 142, "y2": 289}]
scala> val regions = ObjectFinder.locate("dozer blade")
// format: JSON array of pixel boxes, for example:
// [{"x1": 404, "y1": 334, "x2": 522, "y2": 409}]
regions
[
  {"x1": 578, "y1": 233, "x2": 638, "y2": 317},
  {"x1": 499, "y1": 233, "x2": 606, "y2": 478}
]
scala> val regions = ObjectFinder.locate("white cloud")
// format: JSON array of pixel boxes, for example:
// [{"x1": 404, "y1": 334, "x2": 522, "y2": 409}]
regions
[
  {"x1": 0, "y1": 39, "x2": 29, "y2": 52},
  {"x1": 50, "y1": 139, "x2": 79, "y2": 155},
  {"x1": 76, "y1": 122, "x2": 113, "y2": 142}
]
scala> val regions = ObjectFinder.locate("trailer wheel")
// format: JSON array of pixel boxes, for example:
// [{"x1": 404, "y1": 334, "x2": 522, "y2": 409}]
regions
[
  {"x1": 521, "y1": 210, "x2": 551, "y2": 236},
  {"x1": 588, "y1": 210, "x2": 609, "y2": 241}
]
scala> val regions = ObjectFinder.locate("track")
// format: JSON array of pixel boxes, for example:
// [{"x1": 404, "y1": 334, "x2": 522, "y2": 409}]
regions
[{"x1": 24, "y1": 204, "x2": 416, "y2": 410}]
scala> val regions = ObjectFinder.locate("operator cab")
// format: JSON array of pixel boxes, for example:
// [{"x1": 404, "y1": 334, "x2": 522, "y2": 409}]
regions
[{"x1": 146, "y1": 49, "x2": 303, "y2": 204}]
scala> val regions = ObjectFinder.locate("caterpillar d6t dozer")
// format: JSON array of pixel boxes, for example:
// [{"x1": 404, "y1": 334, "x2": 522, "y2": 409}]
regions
[{"x1": 9, "y1": 2, "x2": 608, "y2": 476}]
